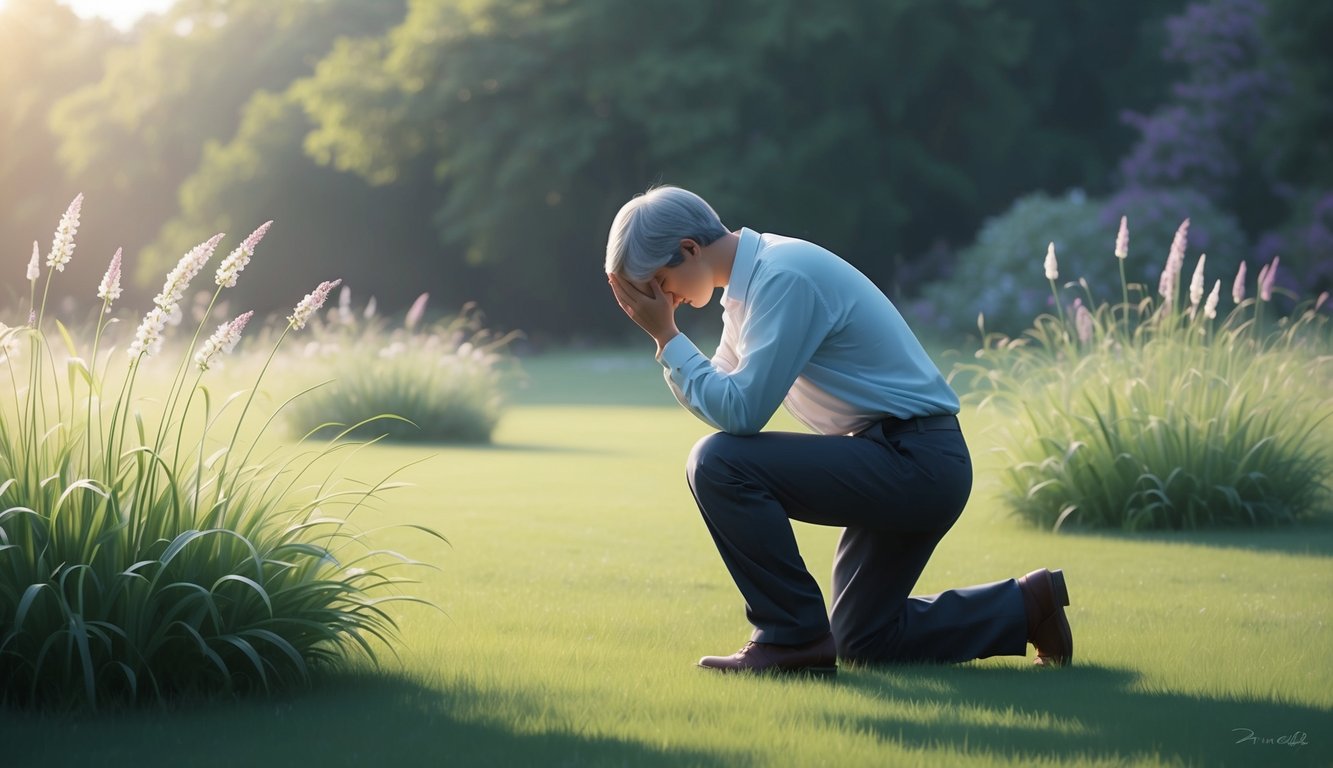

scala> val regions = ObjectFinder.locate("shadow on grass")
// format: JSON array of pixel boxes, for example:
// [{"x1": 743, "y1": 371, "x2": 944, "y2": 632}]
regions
[
  {"x1": 839, "y1": 663, "x2": 1329, "y2": 766},
  {"x1": 1055, "y1": 519, "x2": 1333, "y2": 558},
  {"x1": 2, "y1": 670, "x2": 737, "y2": 768}
]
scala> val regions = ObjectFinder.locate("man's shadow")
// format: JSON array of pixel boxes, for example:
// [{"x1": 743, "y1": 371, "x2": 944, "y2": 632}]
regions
[{"x1": 836, "y1": 663, "x2": 1329, "y2": 766}]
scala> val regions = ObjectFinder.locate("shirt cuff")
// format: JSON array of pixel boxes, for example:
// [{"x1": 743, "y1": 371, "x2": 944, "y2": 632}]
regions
[{"x1": 657, "y1": 333, "x2": 703, "y2": 376}]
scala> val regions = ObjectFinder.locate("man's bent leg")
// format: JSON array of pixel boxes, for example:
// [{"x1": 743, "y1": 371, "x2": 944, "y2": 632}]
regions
[
  {"x1": 832, "y1": 522, "x2": 1027, "y2": 663},
  {"x1": 686, "y1": 433, "x2": 831, "y2": 645}
]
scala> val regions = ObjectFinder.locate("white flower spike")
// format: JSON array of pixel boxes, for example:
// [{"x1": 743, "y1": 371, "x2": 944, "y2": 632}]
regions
[
  {"x1": 215, "y1": 220, "x2": 272, "y2": 288},
  {"x1": 196, "y1": 310, "x2": 254, "y2": 371},
  {"x1": 27, "y1": 241, "x2": 40, "y2": 282},
  {"x1": 46, "y1": 194, "x2": 83, "y2": 272},
  {"x1": 98, "y1": 248, "x2": 123, "y2": 306},
  {"x1": 1204, "y1": 280, "x2": 1220, "y2": 320},
  {"x1": 1189, "y1": 254, "x2": 1206, "y2": 309}
]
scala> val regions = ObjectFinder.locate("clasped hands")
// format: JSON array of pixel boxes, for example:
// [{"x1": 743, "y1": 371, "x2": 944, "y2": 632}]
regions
[{"x1": 607, "y1": 273, "x2": 680, "y2": 355}]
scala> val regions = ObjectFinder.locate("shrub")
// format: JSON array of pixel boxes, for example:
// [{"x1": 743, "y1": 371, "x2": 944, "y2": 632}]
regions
[
  {"x1": 954, "y1": 217, "x2": 1332, "y2": 531},
  {"x1": 0, "y1": 199, "x2": 437, "y2": 709},
  {"x1": 284, "y1": 291, "x2": 517, "y2": 443},
  {"x1": 919, "y1": 189, "x2": 1249, "y2": 339}
]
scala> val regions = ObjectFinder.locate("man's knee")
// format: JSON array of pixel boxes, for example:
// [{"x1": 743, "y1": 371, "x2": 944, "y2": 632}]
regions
[{"x1": 685, "y1": 432, "x2": 743, "y2": 488}]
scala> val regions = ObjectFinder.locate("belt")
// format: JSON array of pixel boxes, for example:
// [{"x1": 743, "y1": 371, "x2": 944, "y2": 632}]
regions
[{"x1": 864, "y1": 414, "x2": 961, "y2": 438}]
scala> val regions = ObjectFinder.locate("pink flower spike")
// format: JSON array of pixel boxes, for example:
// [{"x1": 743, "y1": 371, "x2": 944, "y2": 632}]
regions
[
  {"x1": 1260, "y1": 256, "x2": 1279, "y2": 301},
  {"x1": 1232, "y1": 262, "x2": 1246, "y2": 304},
  {"x1": 1257, "y1": 263, "x2": 1271, "y2": 302},
  {"x1": 406, "y1": 292, "x2": 429, "y2": 330},
  {"x1": 1115, "y1": 216, "x2": 1128, "y2": 260},
  {"x1": 1160, "y1": 218, "x2": 1190, "y2": 299},
  {"x1": 27, "y1": 241, "x2": 40, "y2": 282},
  {"x1": 242, "y1": 220, "x2": 272, "y2": 254},
  {"x1": 98, "y1": 248, "x2": 123, "y2": 306},
  {"x1": 288, "y1": 279, "x2": 342, "y2": 330}
]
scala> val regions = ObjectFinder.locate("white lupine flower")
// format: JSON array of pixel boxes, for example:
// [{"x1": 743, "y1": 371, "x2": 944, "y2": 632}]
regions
[
  {"x1": 27, "y1": 241, "x2": 40, "y2": 281},
  {"x1": 337, "y1": 285, "x2": 353, "y2": 325},
  {"x1": 1316, "y1": 291, "x2": 1328, "y2": 312},
  {"x1": 1115, "y1": 216, "x2": 1129, "y2": 260},
  {"x1": 288, "y1": 279, "x2": 342, "y2": 330},
  {"x1": 406, "y1": 292, "x2": 429, "y2": 330},
  {"x1": 1232, "y1": 261, "x2": 1246, "y2": 304},
  {"x1": 1159, "y1": 218, "x2": 1190, "y2": 299},
  {"x1": 1075, "y1": 301, "x2": 1094, "y2": 344},
  {"x1": 1260, "y1": 256, "x2": 1279, "y2": 301},
  {"x1": 155, "y1": 233, "x2": 224, "y2": 315},
  {"x1": 364, "y1": 296, "x2": 377, "y2": 319},
  {"x1": 46, "y1": 194, "x2": 83, "y2": 272},
  {"x1": 1204, "y1": 280, "x2": 1220, "y2": 320},
  {"x1": 97, "y1": 248, "x2": 123, "y2": 305},
  {"x1": 1044, "y1": 243, "x2": 1058, "y2": 281},
  {"x1": 1189, "y1": 254, "x2": 1207, "y2": 309},
  {"x1": 195, "y1": 310, "x2": 254, "y2": 371},
  {"x1": 215, "y1": 220, "x2": 271, "y2": 288},
  {"x1": 129, "y1": 307, "x2": 169, "y2": 358}
]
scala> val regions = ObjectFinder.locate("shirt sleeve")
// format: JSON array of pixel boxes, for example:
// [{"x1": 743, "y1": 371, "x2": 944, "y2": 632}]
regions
[{"x1": 657, "y1": 270, "x2": 833, "y2": 435}]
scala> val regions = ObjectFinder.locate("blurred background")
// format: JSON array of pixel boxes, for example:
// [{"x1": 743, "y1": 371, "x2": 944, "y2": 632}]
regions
[{"x1": 2, "y1": 0, "x2": 1329, "y2": 346}]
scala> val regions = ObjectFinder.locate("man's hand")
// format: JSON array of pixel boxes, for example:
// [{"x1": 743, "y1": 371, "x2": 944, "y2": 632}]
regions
[{"x1": 608, "y1": 273, "x2": 680, "y2": 354}]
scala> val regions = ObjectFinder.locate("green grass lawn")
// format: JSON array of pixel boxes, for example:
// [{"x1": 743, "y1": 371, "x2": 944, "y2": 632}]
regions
[{"x1": 4, "y1": 348, "x2": 1331, "y2": 767}]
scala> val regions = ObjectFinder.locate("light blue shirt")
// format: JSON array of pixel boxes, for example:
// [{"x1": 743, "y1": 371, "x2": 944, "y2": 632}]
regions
[{"x1": 658, "y1": 228, "x2": 959, "y2": 436}]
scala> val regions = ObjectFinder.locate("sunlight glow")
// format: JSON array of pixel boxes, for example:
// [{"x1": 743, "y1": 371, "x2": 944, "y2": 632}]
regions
[{"x1": 58, "y1": 0, "x2": 176, "y2": 29}]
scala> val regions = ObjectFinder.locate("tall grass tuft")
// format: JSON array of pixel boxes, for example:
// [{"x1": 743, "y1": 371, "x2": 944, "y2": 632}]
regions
[
  {"x1": 956, "y1": 219, "x2": 1332, "y2": 531},
  {"x1": 284, "y1": 290, "x2": 518, "y2": 443},
  {"x1": 0, "y1": 205, "x2": 439, "y2": 709}
]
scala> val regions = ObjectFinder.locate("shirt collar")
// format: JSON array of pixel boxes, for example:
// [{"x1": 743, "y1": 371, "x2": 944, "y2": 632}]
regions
[{"x1": 721, "y1": 228, "x2": 760, "y2": 305}]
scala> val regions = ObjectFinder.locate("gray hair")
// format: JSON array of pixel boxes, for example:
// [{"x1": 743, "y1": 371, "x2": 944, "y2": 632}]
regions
[{"x1": 604, "y1": 186, "x2": 728, "y2": 281}]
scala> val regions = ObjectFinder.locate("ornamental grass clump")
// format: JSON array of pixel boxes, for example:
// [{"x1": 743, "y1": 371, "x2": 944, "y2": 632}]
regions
[
  {"x1": 0, "y1": 201, "x2": 437, "y2": 709},
  {"x1": 285, "y1": 290, "x2": 518, "y2": 443},
  {"x1": 956, "y1": 217, "x2": 1332, "y2": 531}
]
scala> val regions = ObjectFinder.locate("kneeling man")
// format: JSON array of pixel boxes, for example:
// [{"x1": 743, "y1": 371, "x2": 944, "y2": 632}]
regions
[{"x1": 605, "y1": 186, "x2": 1073, "y2": 676}]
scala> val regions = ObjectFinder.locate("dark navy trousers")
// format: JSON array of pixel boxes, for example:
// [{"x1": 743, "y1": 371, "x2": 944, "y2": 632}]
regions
[{"x1": 685, "y1": 415, "x2": 1027, "y2": 664}]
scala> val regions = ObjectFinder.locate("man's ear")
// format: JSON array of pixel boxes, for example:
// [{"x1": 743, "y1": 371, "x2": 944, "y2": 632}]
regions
[{"x1": 679, "y1": 238, "x2": 700, "y2": 259}]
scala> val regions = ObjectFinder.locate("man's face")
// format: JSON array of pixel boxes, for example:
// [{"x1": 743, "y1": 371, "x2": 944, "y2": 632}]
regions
[{"x1": 631, "y1": 240, "x2": 715, "y2": 310}]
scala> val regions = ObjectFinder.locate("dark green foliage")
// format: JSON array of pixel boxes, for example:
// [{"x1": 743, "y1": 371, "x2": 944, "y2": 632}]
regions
[{"x1": 290, "y1": 0, "x2": 1182, "y2": 335}]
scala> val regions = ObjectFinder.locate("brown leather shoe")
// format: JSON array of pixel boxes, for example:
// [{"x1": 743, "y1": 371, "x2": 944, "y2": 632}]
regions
[
  {"x1": 1017, "y1": 568, "x2": 1073, "y2": 667},
  {"x1": 698, "y1": 633, "x2": 837, "y2": 677}
]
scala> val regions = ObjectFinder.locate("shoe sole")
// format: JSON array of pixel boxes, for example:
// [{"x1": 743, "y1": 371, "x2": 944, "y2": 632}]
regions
[{"x1": 697, "y1": 664, "x2": 838, "y2": 679}]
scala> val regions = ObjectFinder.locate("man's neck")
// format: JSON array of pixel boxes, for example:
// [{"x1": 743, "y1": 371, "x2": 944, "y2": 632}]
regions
[{"x1": 707, "y1": 230, "x2": 741, "y2": 289}]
